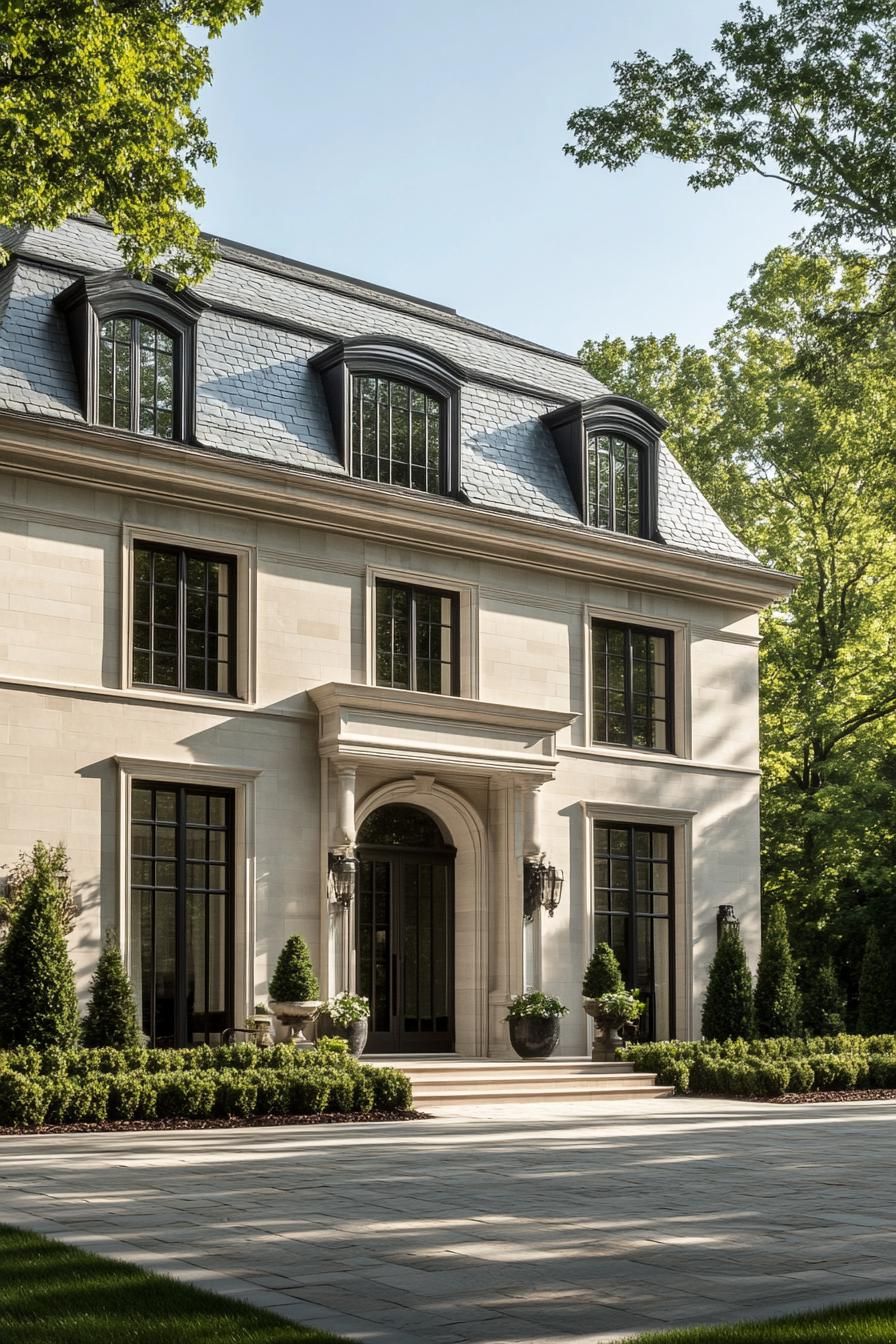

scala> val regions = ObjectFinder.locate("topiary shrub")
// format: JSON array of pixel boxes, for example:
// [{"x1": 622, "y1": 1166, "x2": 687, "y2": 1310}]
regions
[
  {"x1": 868, "y1": 1055, "x2": 896, "y2": 1088},
  {"x1": 784, "y1": 1059, "x2": 815, "y2": 1093},
  {"x1": 0, "y1": 843, "x2": 79, "y2": 1049},
  {"x1": 701, "y1": 926, "x2": 754, "y2": 1042},
  {"x1": 62, "y1": 1075, "x2": 110, "y2": 1124},
  {"x1": 1, "y1": 841, "x2": 76, "y2": 938},
  {"x1": 352, "y1": 1070, "x2": 375, "y2": 1113},
  {"x1": 268, "y1": 935, "x2": 320, "y2": 1002},
  {"x1": 0, "y1": 1073, "x2": 48, "y2": 1126},
  {"x1": 288, "y1": 1074, "x2": 330, "y2": 1114},
  {"x1": 214, "y1": 1069, "x2": 258, "y2": 1118},
  {"x1": 82, "y1": 930, "x2": 140, "y2": 1049},
  {"x1": 754, "y1": 905, "x2": 801, "y2": 1038},
  {"x1": 327, "y1": 1075, "x2": 355, "y2": 1113},
  {"x1": 156, "y1": 1073, "x2": 216, "y2": 1120},
  {"x1": 801, "y1": 959, "x2": 846, "y2": 1036},
  {"x1": 857, "y1": 928, "x2": 894, "y2": 1034},
  {"x1": 808, "y1": 1054, "x2": 861, "y2": 1090},
  {"x1": 108, "y1": 1074, "x2": 145, "y2": 1121},
  {"x1": 582, "y1": 942, "x2": 624, "y2": 998},
  {"x1": 369, "y1": 1066, "x2": 413, "y2": 1111}
]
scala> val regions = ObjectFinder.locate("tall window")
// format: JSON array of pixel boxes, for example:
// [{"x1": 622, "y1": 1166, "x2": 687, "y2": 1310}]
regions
[
  {"x1": 130, "y1": 782, "x2": 234, "y2": 1048},
  {"x1": 375, "y1": 580, "x2": 458, "y2": 694},
  {"x1": 351, "y1": 375, "x2": 443, "y2": 493},
  {"x1": 593, "y1": 822, "x2": 672, "y2": 1040},
  {"x1": 587, "y1": 433, "x2": 642, "y2": 535},
  {"x1": 98, "y1": 316, "x2": 176, "y2": 439},
  {"x1": 133, "y1": 543, "x2": 236, "y2": 696},
  {"x1": 592, "y1": 620, "x2": 672, "y2": 751}
]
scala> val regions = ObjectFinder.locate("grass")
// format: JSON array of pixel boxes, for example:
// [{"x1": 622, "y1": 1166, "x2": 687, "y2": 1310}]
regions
[
  {"x1": 633, "y1": 1300, "x2": 896, "y2": 1342},
  {"x1": 0, "y1": 1224, "x2": 346, "y2": 1343}
]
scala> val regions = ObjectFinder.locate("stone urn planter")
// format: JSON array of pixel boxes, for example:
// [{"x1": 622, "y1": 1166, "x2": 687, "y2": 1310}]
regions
[
  {"x1": 584, "y1": 998, "x2": 623, "y2": 1061},
  {"x1": 320, "y1": 1014, "x2": 369, "y2": 1057},
  {"x1": 269, "y1": 1000, "x2": 322, "y2": 1046},
  {"x1": 320, "y1": 993, "x2": 371, "y2": 1056},
  {"x1": 246, "y1": 1012, "x2": 274, "y2": 1048},
  {"x1": 505, "y1": 992, "x2": 568, "y2": 1060}
]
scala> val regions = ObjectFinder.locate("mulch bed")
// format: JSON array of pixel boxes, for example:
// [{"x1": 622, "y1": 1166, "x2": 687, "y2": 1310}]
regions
[
  {"x1": 0, "y1": 1109, "x2": 429, "y2": 1136},
  {"x1": 762, "y1": 1089, "x2": 896, "y2": 1105}
]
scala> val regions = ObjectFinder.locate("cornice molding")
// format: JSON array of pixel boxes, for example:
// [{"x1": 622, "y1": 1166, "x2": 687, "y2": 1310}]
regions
[
  {"x1": 0, "y1": 411, "x2": 799, "y2": 609},
  {"x1": 308, "y1": 681, "x2": 576, "y2": 734}
]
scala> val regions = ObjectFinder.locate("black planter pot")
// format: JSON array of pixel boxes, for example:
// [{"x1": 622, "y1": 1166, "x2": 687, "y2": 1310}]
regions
[
  {"x1": 508, "y1": 1014, "x2": 561, "y2": 1060},
  {"x1": 318, "y1": 1014, "x2": 368, "y2": 1056}
]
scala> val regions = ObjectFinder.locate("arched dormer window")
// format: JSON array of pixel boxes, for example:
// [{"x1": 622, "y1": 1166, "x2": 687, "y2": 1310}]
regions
[
  {"x1": 542, "y1": 394, "x2": 665, "y2": 541},
  {"x1": 55, "y1": 270, "x2": 205, "y2": 444},
  {"x1": 311, "y1": 336, "x2": 465, "y2": 497}
]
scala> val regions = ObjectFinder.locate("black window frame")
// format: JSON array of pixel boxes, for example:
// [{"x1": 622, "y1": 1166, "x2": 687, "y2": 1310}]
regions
[
  {"x1": 350, "y1": 373, "x2": 447, "y2": 495},
  {"x1": 591, "y1": 618, "x2": 674, "y2": 753},
  {"x1": 131, "y1": 780, "x2": 235, "y2": 1049},
  {"x1": 586, "y1": 431, "x2": 644, "y2": 536},
  {"x1": 97, "y1": 313, "x2": 179, "y2": 440},
  {"x1": 132, "y1": 541, "x2": 238, "y2": 698},
  {"x1": 375, "y1": 578, "x2": 461, "y2": 696}
]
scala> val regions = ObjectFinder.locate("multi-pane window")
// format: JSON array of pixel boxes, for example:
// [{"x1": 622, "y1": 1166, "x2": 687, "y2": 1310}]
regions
[
  {"x1": 593, "y1": 822, "x2": 673, "y2": 1041},
  {"x1": 592, "y1": 620, "x2": 672, "y2": 751},
  {"x1": 375, "y1": 580, "x2": 458, "y2": 694},
  {"x1": 133, "y1": 543, "x2": 236, "y2": 695},
  {"x1": 98, "y1": 316, "x2": 175, "y2": 439},
  {"x1": 130, "y1": 782, "x2": 233, "y2": 1047},
  {"x1": 587, "y1": 433, "x2": 642, "y2": 535},
  {"x1": 351, "y1": 375, "x2": 443, "y2": 493}
]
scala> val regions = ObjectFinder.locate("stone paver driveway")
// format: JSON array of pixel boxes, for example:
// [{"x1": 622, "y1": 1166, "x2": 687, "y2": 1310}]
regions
[{"x1": 2, "y1": 1096, "x2": 896, "y2": 1343}]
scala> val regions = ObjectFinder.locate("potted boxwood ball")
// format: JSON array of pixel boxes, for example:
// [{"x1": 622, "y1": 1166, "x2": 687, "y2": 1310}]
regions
[
  {"x1": 506, "y1": 992, "x2": 569, "y2": 1059},
  {"x1": 582, "y1": 942, "x2": 624, "y2": 1060},
  {"x1": 320, "y1": 992, "x2": 370, "y2": 1056},
  {"x1": 267, "y1": 934, "x2": 322, "y2": 1046}
]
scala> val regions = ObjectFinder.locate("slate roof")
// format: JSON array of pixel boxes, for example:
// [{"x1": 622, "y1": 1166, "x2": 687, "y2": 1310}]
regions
[{"x1": 0, "y1": 216, "x2": 757, "y2": 565}]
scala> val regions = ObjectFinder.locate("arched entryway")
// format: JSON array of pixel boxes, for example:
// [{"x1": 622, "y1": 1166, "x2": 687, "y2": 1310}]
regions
[{"x1": 356, "y1": 803, "x2": 455, "y2": 1053}]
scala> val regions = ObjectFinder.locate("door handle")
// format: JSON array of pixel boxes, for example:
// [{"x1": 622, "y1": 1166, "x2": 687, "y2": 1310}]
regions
[{"x1": 392, "y1": 952, "x2": 399, "y2": 1019}]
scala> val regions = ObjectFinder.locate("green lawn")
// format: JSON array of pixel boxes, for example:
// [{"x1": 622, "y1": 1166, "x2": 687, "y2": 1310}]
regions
[
  {"x1": 0, "y1": 1224, "x2": 346, "y2": 1343},
  {"x1": 633, "y1": 1301, "x2": 896, "y2": 1342}
]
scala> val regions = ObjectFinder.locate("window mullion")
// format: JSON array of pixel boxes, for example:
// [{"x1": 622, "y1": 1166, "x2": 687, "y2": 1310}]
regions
[
  {"x1": 176, "y1": 551, "x2": 186, "y2": 692},
  {"x1": 130, "y1": 319, "x2": 139, "y2": 434},
  {"x1": 408, "y1": 586, "x2": 417, "y2": 692},
  {"x1": 624, "y1": 627, "x2": 634, "y2": 747},
  {"x1": 175, "y1": 785, "x2": 188, "y2": 1048}
]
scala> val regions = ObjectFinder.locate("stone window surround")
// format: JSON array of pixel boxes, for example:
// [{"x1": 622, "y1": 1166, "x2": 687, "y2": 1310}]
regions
[
  {"x1": 114, "y1": 755, "x2": 261, "y2": 1034},
  {"x1": 364, "y1": 564, "x2": 480, "y2": 700},
  {"x1": 581, "y1": 602, "x2": 691, "y2": 761},
  {"x1": 119, "y1": 523, "x2": 257, "y2": 707},
  {"x1": 580, "y1": 800, "x2": 696, "y2": 1041}
]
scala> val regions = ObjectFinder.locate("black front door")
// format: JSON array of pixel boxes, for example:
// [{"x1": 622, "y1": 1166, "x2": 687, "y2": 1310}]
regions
[{"x1": 356, "y1": 816, "x2": 454, "y2": 1054}]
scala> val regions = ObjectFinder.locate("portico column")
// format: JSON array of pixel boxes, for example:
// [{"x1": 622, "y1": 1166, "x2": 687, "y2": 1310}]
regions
[
  {"x1": 521, "y1": 780, "x2": 543, "y2": 991},
  {"x1": 328, "y1": 765, "x2": 357, "y2": 996},
  {"x1": 335, "y1": 765, "x2": 357, "y2": 849},
  {"x1": 487, "y1": 776, "x2": 524, "y2": 1057}
]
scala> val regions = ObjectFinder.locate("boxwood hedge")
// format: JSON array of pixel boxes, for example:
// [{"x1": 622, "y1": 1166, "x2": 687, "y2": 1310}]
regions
[{"x1": 0, "y1": 1037, "x2": 413, "y2": 1127}]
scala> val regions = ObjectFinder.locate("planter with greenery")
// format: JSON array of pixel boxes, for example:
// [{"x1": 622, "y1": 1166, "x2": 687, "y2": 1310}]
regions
[
  {"x1": 320, "y1": 993, "x2": 370, "y2": 1056},
  {"x1": 591, "y1": 988, "x2": 646, "y2": 1058},
  {"x1": 245, "y1": 1003, "x2": 273, "y2": 1048},
  {"x1": 267, "y1": 935, "x2": 322, "y2": 1045},
  {"x1": 505, "y1": 992, "x2": 568, "y2": 1059},
  {"x1": 581, "y1": 942, "x2": 625, "y2": 1059}
]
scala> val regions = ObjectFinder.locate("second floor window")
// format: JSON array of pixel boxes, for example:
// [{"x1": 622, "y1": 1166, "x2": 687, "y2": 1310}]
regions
[
  {"x1": 592, "y1": 619, "x2": 672, "y2": 751},
  {"x1": 133, "y1": 543, "x2": 236, "y2": 696},
  {"x1": 376, "y1": 580, "x2": 459, "y2": 695},
  {"x1": 351, "y1": 375, "x2": 443, "y2": 493},
  {"x1": 587, "y1": 433, "x2": 642, "y2": 535},
  {"x1": 99, "y1": 317, "x2": 176, "y2": 439}
]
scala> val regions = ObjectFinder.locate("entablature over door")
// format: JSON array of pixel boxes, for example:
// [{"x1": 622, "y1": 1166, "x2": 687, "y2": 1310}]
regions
[{"x1": 308, "y1": 682, "x2": 576, "y2": 779}]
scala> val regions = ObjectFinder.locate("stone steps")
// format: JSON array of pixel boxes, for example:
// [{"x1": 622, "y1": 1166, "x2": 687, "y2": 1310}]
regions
[{"x1": 366, "y1": 1056, "x2": 673, "y2": 1107}]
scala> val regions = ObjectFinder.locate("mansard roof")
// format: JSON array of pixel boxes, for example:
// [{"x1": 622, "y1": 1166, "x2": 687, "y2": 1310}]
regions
[{"x1": 0, "y1": 215, "x2": 757, "y2": 566}]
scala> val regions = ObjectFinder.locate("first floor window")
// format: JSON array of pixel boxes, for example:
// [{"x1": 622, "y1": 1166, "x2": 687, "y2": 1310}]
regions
[
  {"x1": 592, "y1": 619, "x2": 672, "y2": 750},
  {"x1": 133, "y1": 542, "x2": 236, "y2": 696},
  {"x1": 593, "y1": 821, "x2": 673, "y2": 1041},
  {"x1": 130, "y1": 782, "x2": 234, "y2": 1048},
  {"x1": 587, "y1": 432, "x2": 642, "y2": 535},
  {"x1": 375, "y1": 579, "x2": 459, "y2": 695},
  {"x1": 351, "y1": 374, "x2": 443, "y2": 493},
  {"x1": 98, "y1": 316, "x2": 176, "y2": 439}
]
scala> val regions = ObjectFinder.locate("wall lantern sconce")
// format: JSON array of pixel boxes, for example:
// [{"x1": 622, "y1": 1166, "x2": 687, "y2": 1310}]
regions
[
  {"x1": 717, "y1": 903, "x2": 739, "y2": 944},
  {"x1": 328, "y1": 851, "x2": 358, "y2": 907},
  {"x1": 524, "y1": 858, "x2": 564, "y2": 921}
]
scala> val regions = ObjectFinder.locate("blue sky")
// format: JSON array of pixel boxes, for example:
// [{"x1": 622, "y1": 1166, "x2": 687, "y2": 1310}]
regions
[{"x1": 196, "y1": 1, "x2": 799, "y2": 356}]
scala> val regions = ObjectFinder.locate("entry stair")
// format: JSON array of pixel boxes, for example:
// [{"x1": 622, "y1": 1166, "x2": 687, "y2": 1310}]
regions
[{"x1": 371, "y1": 1056, "x2": 673, "y2": 1107}]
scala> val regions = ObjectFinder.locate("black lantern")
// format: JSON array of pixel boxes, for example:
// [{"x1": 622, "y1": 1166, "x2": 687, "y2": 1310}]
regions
[
  {"x1": 717, "y1": 903, "x2": 739, "y2": 944},
  {"x1": 524, "y1": 858, "x2": 564, "y2": 921},
  {"x1": 328, "y1": 851, "x2": 359, "y2": 907}
]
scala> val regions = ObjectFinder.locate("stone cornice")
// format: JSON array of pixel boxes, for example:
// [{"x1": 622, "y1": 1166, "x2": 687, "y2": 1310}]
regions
[
  {"x1": 0, "y1": 410, "x2": 799, "y2": 609},
  {"x1": 309, "y1": 682, "x2": 577, "y2": 735}
]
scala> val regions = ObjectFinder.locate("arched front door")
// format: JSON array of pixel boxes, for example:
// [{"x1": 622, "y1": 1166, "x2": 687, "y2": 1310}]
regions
[{"x1": 356, "y1": 804, "x2": 455, "y2": 1053}]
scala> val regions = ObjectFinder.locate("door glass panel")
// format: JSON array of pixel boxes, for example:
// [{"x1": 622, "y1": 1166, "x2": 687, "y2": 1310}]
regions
[{"x1": 402, "y1": 863, "x2": 419, "y2": 1033}]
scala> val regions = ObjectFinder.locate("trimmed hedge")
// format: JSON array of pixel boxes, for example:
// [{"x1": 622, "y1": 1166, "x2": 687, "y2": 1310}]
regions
[
  {"x1": 0, "y1": 1038, "x2": 413, "y2": 1127},
  {"x1": 620, "y1": 1034, "x2": 896, "y2": 1097}
]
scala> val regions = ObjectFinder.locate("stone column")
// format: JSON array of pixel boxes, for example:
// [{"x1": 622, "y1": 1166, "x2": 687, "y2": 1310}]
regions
[
  {"x1": 487, "y1": 776, "x2": 525, "y2": 1057},
  {"x1": 520, "y1": 780, "x2": 543, "y2": 990},
  {"x1": 328, "y1": 765, "x2": 358, "y2": 996}
]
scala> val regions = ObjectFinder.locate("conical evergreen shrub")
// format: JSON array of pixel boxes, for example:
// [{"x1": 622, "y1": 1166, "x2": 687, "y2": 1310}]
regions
[
  {"x1": 0, "y1": 842, "x2": 79, "y2": 1048},
  {"x1": 754, "y1": 904, "x2": 802, "y2": 1038},
  {"x1": 801, "y1": 958, "x2": 846, "y2": 1036},
  {"x1": 82, "y1": 929, "x2": 140, "y2": 1048},
  {"x1": 268, "y1": 934, "x2": 320, "y2": 1001},
  {"x1": 582, "y1": 942, "x2": 624, "y2": 997},
  {"x1": 702, "y1": 925, "x2": 753, "y2": 1041},
  {"x1": 857, "y1": 927, "x2": 894, "y2": 1034}
]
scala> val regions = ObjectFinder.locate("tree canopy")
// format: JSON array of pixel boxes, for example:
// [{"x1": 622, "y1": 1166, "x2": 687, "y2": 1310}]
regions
[
  {"x1": 565, "y1": 1, "x2": 896, "y2": 259},
  {"x1": 0, "y1": 1, "x2": 263, "y2": 283}
]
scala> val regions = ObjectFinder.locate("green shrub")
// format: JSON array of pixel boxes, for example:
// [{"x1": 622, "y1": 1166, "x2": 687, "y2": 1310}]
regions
[
  {"x1": 108, "y1": 1074, "x2": 145, "y2": 1121},
  {"x1": 801, "y1": 959, "x2": 846, "y2": 1036},
  {"x1": 288, "y1": 1074, "x2": 330, "y2": 1114},
  {"x1": 810, "y1": 1055, "x2": 863, "y2": 1090},
  {"x1": 82, "y1": 930, "x2": 140, "y2": 1049},
  {"x1": 144, "y1": 1049, "x2": 187, "y2": 1074},
  {"x1": 352, "y1": 1071, "x2": 375, "y2": 1113},
  {"x1": 0, "y1": 1072, "x2": 48, "y2": 1126},
  {"x1": 858, "y1": 928, "x2": 895, "y2": 1034},
  {"x1": 268, "y1": 934, "x2": 320, "y2": 1001},
  {"x1": 0, "y1": 843, "x2": 79, "y2": 1049},
  {"x1": 582, "y1": 942, "x2": 624, "y2": 998},
  {"x1": 868, "y1": 1055, "x2": 896, "y2": 1087},
  {"x1": 327, "y1": 1076, "x2": 355, "y2": 1113},
  {"x1": 2, "y1": 1046, "x2": 42, "y2": 1076},
  {"x1": 701, "y1": 926, "x2": 754, "y2": 1041},
  {"x1": 214, "y1": 1069, "x2": 258, "y2": 1118},
  {"x1": 62, "y1": 1076, "x2": 109, "y2": 1123},
  {"x1": 44, "y1": 1076, "x2": 75, "y2": 1123},
  {"x1": 156, "y1": 1073, "x2": 216, "y2": 1120},
  {"x1": 369, "y1": 1066, "x2": 413, "y2": 1111},
  {"x1": 754, "y1": 905, "x2": 801, "y2": 1038},
  {"x1": 785, "y1": 1059, "x2": 815, "y2": 1093},
  {"x1": 255, "y1": 1071, "x2": 290, "y2": 1115},
  {"x1": 211, "y1": 1043, "x2": 259, "y2": 1071},
  {"x1": 137, "y1": 1076, "x2": 158, "y2": 1120},
  {"x1": 661, "y1": 1059, "x2": 691, "y2": 1092}
]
